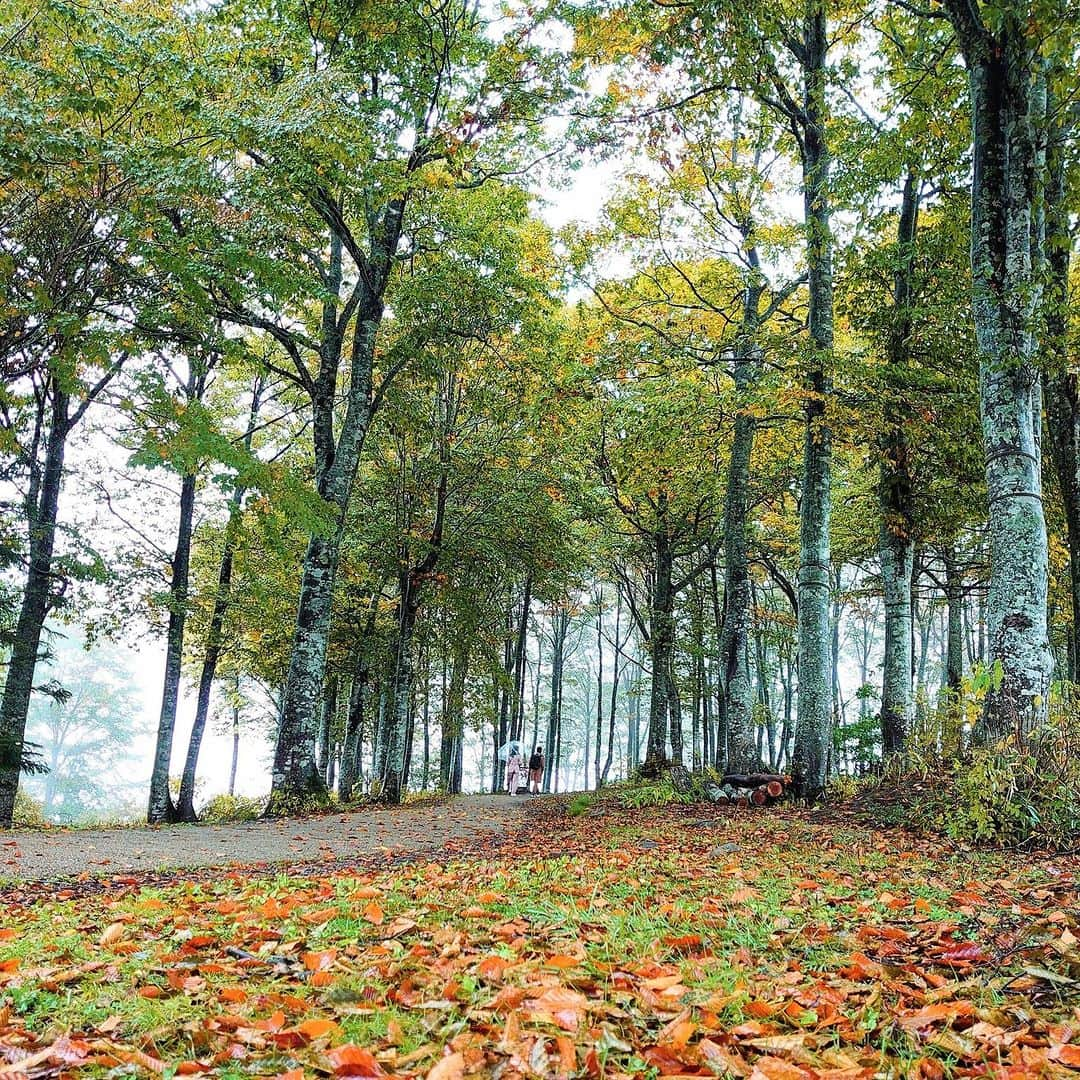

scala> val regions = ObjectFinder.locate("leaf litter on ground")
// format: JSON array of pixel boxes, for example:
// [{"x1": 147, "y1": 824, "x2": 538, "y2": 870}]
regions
[{"x1": 1, "y1": 799, "x2": 1078, "y2": 1079}]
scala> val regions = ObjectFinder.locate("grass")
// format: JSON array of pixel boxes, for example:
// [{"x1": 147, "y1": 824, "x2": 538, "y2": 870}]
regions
[{"x1": 0, "y1": 803, "x2": 1078, "y2": 1077}]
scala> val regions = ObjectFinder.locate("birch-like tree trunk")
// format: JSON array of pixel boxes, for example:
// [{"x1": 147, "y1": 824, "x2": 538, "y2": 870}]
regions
[
  {"x1": 270, "y1": 208, "x2": 403, "y2": 812},
  {"x1": 1042, "y1": 112, "x2": 1079, "y2": 682},
  {"x1": 792, "y1": 0, "x2": 835, "y2": 801},
  {"x1": 944, "y1": 1, "x2": 1052, "y2": 739},
  {"x1": 879, "y1": 171, "x2": 919, "y2": 755},
  {"x1": 719, "y1": 287, "x2": 767, "y2": 774},
  {"x1": 645, "y1": 520, "x2": 674, "y2": 770},
  {"x1": 543, "y1": 609, "x2": 569, "y2": 792}
]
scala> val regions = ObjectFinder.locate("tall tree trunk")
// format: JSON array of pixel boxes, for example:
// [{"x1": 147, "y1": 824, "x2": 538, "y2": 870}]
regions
[
  {"x1": 269, "y1": 215, "x2": 399, "y2": 812},
  {"x1": 381, "y1": 444, "x2": 448, "y2": 804},
  {"x1": 175, "y1": 372, "x2": 264, "y2": 822},
  {"x1": 719, "y1": 269, "x2": 767, "y2": 773},
  {"x1": 177, "y1": 376, "x2": 263, "y2": 820},
  {"x1": 147, "y1": 467, "x2": 197, "y2": 825},
  {"x1": 512, "y1": 578, "x2": 532, "y2": 741},
  {"x1": 382, "y1": 595, "x2": 418, "y2": 805},
  {"x1": 666, "y1": 667, "x2": 684, "y2": 764},
  {"x1": 228, "y1": 698, "x2": 240, "y2": 797},
  {"x1": 531, "y1": 637, "x2": 542, "y2": 753},
  {"x1": 600, "y1": 594, "x2": 622, "y2": 787},
  {"x1": 176, "y1": 493, "x2": 241, "y2": 821},
  {"x1": 944, "y1": 550, "x2": 965, "y2": 691},
  {"x1": 792, "y1": 0, "x2": 835, "y2": 802},
  {"x1": 494, "y1": 606, "x2": 513, "y2": 791},
  {"x1": 1043, "y1": 113, "x2": 1079, "y2": 682},
  {"x1": 645, "y1": 520, "x2": 674, "y2": 771},
  {"x1": 0, "y1": 388, "x2": 68, "y2": 828},
  {"x1": 751, "y1": 581, "x2": 776, "y2": 766},
  {"x1": 690, "y1": 586, "x2": 703, "y2": 771},
  {"x1": 594, "y1": 597, "x2": 603, "y2": 788},
  {"x1": 440, "y1": 638, "x2": 470, "y2": 794},
  {"x1": 945, "y1": 2, "x2": 1052, "y2": 739},
  {"x1": 420, "y1": 642, "x2": 430, "y2": 791},
  {"x1": 317, "y1": 674, "x2": 337, "y2": 784},
  {"x1": 879, "y1": 171, "x2": 919, "y2": 755},
  {"x1": 339, "y1": 667, "x2": 366, "y2": 803},
  {"x1": 543, "y1": 610, "x2": 568, "y2": 793}
]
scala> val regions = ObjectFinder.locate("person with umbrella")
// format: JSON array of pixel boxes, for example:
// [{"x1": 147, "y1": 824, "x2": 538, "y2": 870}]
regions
[{"x1": 504, "y1": 741, "x2": 524, "y2": 795}]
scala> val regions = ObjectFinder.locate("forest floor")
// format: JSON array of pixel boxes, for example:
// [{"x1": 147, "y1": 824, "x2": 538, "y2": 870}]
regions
[
  {"x1": 1, "y1": 796, "x2": 1079, "y2": 1079},
  {"x1": 2, "y1": 794, "x2": 529, "y2": 886}
]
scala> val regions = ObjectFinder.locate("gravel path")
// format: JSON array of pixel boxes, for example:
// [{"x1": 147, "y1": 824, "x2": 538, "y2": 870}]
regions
[{"x1": 1, "y1": 794, "x2": 533, "y2": 883}]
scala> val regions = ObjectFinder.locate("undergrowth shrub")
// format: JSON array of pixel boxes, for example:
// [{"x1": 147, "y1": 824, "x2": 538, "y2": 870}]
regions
[
  {"x1": 617, "y1": 775, "x2": 698, "y2": 809},
  {"x1": 861, "y1": 666, "x2": 1080, "y2": 850},
  {"x1": 13, "y1": 790, "x2": 47, "y2": 827},
  {"x1": 201, "y1": 793, "x2": 265, "y2": 823}
]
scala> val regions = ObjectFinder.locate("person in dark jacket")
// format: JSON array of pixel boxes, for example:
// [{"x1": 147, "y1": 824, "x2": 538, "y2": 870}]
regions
[{"x1": 527, "y1": 745, "x2": 544, "y2": 794}]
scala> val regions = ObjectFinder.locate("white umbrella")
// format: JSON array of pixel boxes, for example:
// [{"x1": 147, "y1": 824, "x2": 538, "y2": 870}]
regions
[{"x1": 498, "y1": 739, "x2": 524, "y2": 762}]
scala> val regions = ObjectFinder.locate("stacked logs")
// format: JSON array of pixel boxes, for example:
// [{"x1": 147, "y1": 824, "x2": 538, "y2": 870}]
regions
[{"x1": 704, "y1": 773, "x2": 789, "y2": 808}]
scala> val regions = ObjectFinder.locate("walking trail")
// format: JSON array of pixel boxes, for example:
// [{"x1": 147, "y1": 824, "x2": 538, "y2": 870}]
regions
[{"x1": 2, "y1": 794, "x2": 532, "y2": 885}]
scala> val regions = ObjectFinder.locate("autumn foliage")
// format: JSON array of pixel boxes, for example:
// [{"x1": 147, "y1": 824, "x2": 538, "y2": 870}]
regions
[{"x1": 2, "y1": 801, "x2": 1079, "y2": 1079}]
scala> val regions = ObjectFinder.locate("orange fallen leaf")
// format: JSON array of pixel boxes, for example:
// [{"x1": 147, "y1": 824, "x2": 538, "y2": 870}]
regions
[
  {"x1": 1049, "y1": 1044, "x2": 1080, "y2": 1067},
  {"x1": 362, "y1": 902, "x2": 384, "y2": 926},
  {"x1": 99, "y1": 922, "x2": 126, "y2": 946},
  {"x1": 749, "y1": 1056, "x2": 812, "y2": 1080},
  {"x1": 546, "y1": 954, "x2": 582, "y2": 969},
  {"x1": 327, "y1": 1044, "x2": 384, "y2": 1077},
  {"x1": 301, "y1": 906, "x2": 340, "y2": 925},
  {"x1": 426, "y1": 1050, "x2": 466, "y2": 1080},
  {"x1": 298, "y1": 1018, "x2": 341, "y2": 1039},
  {"x1": 303, "y1": 949, "x2": 337, "y2": 972}
]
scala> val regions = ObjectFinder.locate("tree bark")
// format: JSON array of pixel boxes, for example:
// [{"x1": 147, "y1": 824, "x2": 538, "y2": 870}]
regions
[
  {"x1": 879, "y1": 171, "x2": 920, "y2": 755},
  {"x1": 1043, "y1": 111, "x2": 1079, "y2": 682},
  {"x1": 317, "y1": 674, "x2": 337, "y2": 785},
  {"x1": 719, "y1": 243, "x2": 769, "y2": 774},
  {"x1": 0, "y1": 388, "x2": 69, "y2": 828},
  {"x1": 594, "y1": 596, "x2": 603, "y2": 788},
  {"x1": 666, "y1": 665, "x2": 684, "y2": 764},
  {"x1": 543, "y1": 609, "x2": 568, "y2": 792},
  {"x1": 176, "y1": 377, "x2": 264, "y2": 821},
  {"x1": 439, "y1": 638, "x2": 470, "y2": 794},
  {"x1": 269, "y1": 205, "x2": 401, "y2": 812},
  {"x1": 944, "y1": 550, "x2": 965, "y2": 691},
  {"x1": 600, "y1": 593, "x2": 623, "y2": 786},
  {"x1": 945, "y1": 2, "x2": 1052, "y2": 739},
  {"x1": 792, "y1": 0, "x2": 835, "y2": 802},
  {"x1": 175, "y1": 491, "x2": 239, "y2": 821},
  {"x1": 228, "y1": 696, "x2": 240, "y2": 798},
  {"x1": 147, "y1": 463, "x2": 198, "y2": 825},
  {"x1": 645, "y1": 517, "x2": 674, "y2": 770}
]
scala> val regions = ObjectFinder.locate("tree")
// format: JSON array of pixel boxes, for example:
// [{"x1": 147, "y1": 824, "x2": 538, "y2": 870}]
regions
[
  {"x1": 0, "y1": 0, "x2": 181, "y2": 825},
  {"x1": 23, "y1": 636, "x2": 148, "y2": 822},
  {"x1": 940, "y1": 0, "x2": 1068, "y2": 738}
]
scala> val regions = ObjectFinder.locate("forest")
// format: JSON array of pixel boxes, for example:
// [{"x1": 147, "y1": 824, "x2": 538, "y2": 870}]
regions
[{"x1": 1, "y1": 0, "x2": 1079, "y2": 845}]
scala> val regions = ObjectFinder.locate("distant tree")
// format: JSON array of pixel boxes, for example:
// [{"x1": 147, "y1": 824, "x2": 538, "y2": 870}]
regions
[{"x1": 22, "y1": 636, "x2": 148, "y2": 822}]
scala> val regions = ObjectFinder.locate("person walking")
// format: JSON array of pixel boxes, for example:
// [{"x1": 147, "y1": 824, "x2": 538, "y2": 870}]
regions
[
  {"x1": 505, "y1": 746, "x2": 523, "y2": 795},
  {"x1": 528, "y1": 745, "x2": 545, "y2": 794}
]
